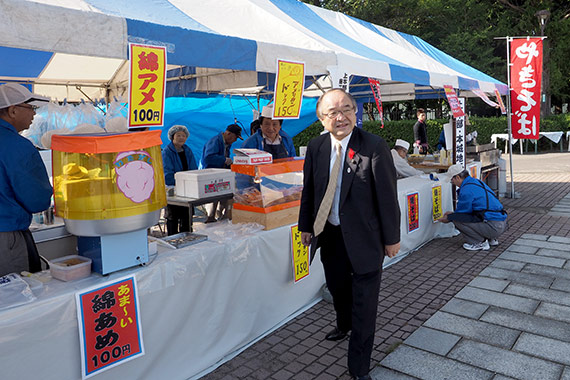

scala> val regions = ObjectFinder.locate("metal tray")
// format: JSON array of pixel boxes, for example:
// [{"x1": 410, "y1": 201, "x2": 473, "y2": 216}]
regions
[{"x1": 160, "y1": 232, "x2": 208, "y2": 249}]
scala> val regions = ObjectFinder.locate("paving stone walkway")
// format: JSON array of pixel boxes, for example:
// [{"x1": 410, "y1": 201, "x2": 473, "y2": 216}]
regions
[
  {"x1": 203, "y1": 157, "x2": 570, "y2": 380},
  {"x1": 378, "y1": 233, "x2": 570, "y2": 380}
]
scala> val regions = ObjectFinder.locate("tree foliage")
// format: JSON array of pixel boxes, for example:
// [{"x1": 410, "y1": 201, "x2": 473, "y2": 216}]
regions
[{"x1": 304, "y1": 0, "x2": 570, "y2": 111}]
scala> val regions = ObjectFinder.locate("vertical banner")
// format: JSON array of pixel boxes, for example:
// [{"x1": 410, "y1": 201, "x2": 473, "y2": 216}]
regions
[
  {"x1": 494, "y1": 89, "x2": 507, "y2": 114},
  {"x1": 443, "y1": 85, "x2": 465, "y2": 118},
  {"x1": 76, "y1": 276, "x2": 144, "y2": 379},
  {"x1": 128, "y1": 44, "x2": 167, "y2": 128},
  {"x1": 290, "y1": 225, "x2": 309, "y2": 283},
  {"x1": 510, "y1": 38, "x2": 543, "y2": 140},
  {"x1": 407, "y1": 192, "x2": 419, "y2": 233},
  {"x1": 368, "y1": 78, "x2": 385, "y2": 128},
  {"x1": 455, "y1": 98, "x2": 466, "y2": 167},
  {"x1": 273, "y1": 60, "x2": 305, "y2": 119},
  {"x1": 431, "y1": 185, "x2": 442, "y2": 222},
  {"x1": 328, "y1": 66, "x2": 350, "y2": 92}
]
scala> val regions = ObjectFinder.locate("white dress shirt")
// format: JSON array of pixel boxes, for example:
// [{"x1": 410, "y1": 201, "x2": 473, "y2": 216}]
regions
[{"x1": 328, "y1": 131, "x2": 353, "y2": 225}]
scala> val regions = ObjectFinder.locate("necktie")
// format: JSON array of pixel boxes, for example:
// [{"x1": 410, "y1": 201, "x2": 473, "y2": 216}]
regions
[{"x1": 313, "y1": 143, "x2": 342, "y2": 236}]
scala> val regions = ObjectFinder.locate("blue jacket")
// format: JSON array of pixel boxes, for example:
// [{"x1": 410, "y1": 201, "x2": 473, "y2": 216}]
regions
[
  {"x1": 455, "y1": 176, "x2": 507, "y2": 221},
  {"x1": 0, "y1": 119, "x2": 52, "y2": 231},
  {"x1": 162, "y1": 142, "x2": 198, "y2": 186},
  {"x1": 240, "y1": 129, "x2": 296, "y2": 157},
  {"x1": 201, "y1": 133, "x2": 231, "y2": 169}
]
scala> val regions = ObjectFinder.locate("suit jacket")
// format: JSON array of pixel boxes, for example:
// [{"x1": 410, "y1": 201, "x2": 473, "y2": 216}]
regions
[{"x1": 298, "y1": 127, "x2": 400, "y2": 274}]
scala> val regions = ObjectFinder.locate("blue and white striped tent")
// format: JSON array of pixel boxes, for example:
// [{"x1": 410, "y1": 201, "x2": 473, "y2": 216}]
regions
[{"x1": 1, "y1": 0, "x2": 507, "y2": 103}]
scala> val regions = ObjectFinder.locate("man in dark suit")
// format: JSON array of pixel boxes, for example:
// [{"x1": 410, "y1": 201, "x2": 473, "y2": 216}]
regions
[{"x1": 299, "y1": 89, "x2": 401, "y2": 380}]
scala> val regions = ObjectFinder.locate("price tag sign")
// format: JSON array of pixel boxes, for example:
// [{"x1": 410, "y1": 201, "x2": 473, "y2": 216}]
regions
[
  {"x1": 128, "y1": 43, "x2": 167, "y2": 128},
  {"x1": 76, "y1": 275, "x2": 144, "y2": 379},
  {"x1": 432, "y1": 185, "x2": 442, "y2": 222},
  {"x1": 273, "y1": 60, "x2": 305, "y2": 119},
  {"x1": 407, "y1": 192, "x2": 419, "y2": 233},
  {"x1": 291, "y1": 225, "x2": 309, "y2": 283}
]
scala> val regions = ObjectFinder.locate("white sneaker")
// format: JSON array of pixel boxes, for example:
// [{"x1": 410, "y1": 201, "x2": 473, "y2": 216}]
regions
[
  {"x1": 488, "y1": 239, "x2": 499, "y2": 246},
  {"x1": 463, "y1": 241, "x2": 490, "y2": 251}
]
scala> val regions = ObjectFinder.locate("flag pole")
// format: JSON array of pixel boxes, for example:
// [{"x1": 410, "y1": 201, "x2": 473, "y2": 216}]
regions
[{"x1": 506, "y1": 36, "x2": 516, "y2": 198}]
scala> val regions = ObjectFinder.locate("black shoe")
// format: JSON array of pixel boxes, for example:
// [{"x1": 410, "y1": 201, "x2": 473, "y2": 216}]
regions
[
  {"x1": 352, "y1": 375, "x2": 371, "y2": 380},
  {"x1": 325, "y1": 327, "x2": 348, "y2": 341}
]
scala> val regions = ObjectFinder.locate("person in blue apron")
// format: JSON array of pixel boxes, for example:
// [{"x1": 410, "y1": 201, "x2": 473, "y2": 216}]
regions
[{"x1": 241, "y1": 104, "x2": 296, "y2": 159}]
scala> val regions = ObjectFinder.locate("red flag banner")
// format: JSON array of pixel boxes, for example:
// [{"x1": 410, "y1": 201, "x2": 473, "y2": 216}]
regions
[
  {"x1": 368, "y1": 78, "x2": 384, "y2": 128},
  {"x1": 510, "y1": 38, "x2": 543, "y2": 140},
  {"x1": 443, "y1": 85, "x2": 465, "y2": 118}
]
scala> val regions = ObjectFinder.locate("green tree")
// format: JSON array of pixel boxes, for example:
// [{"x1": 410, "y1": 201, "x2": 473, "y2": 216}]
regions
[{"x1": 303, "y1": 0, "x2": 570, "y2": 113}]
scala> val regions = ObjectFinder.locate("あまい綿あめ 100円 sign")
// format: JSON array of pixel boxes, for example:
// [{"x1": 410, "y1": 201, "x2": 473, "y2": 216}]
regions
[
  {"x1": 76, "y1": 276, "x2": 144, "y2": 378},
  {"x1": 510, "y1": 38, "x2": 543, "y2": 140},
  {"x1": 128, "y1": 43, "x2": 167, "y2": 128}
]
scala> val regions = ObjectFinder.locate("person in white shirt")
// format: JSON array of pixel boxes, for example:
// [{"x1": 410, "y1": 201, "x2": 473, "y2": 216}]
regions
[{"x1": 390, "y1": 139, "x2": 424, "y2": 178}]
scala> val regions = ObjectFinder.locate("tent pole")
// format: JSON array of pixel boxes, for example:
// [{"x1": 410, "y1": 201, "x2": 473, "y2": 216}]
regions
[{"x1": 506, "y1": 36, "x2": 516, "y2": 198}]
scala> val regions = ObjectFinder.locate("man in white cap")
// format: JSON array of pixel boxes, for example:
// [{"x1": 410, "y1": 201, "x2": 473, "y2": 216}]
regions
[
  {"x1": 438, "y1": 164, "x2": 508, "y2": 251},
  {"x1": 240, "y1": 104, "x2": 296, "y2": 159},
  {"x1": 390, "y1": 139, "x2": 424, "y2": 178},
  {"x1": 0, "y1": 83, "x2": 52, "y2": 276}
]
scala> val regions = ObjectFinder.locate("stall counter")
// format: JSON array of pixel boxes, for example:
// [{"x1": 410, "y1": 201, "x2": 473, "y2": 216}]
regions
[{"x1": 0, "y1": 223, "x2": 325, "y2": 380}]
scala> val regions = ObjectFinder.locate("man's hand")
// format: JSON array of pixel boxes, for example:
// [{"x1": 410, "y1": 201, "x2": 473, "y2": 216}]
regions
[
  {"x1": 224, "y1": 158, "x2": 233, "y2": 166},
  {"x1": 301, "y1": 232, "x2": 312, "y2": 247},
  {"x1": 437, "y1": 211, "x2": 452, "y2": 223},
  {"x1": 385, "y1": 242, "x2": 400, "y2": 258}
]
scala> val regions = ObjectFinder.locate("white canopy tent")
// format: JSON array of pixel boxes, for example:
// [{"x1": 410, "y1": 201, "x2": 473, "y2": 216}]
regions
[{"x1": 0, "y1": 0, "x2": 506, "y2": 103}]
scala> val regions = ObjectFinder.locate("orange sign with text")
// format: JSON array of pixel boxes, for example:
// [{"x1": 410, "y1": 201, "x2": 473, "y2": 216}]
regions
[
  {"x1": 128, "y1": 43, "x2": 167, "y2": 128},
  {"x1": 76, "y1": 276, "x2": 144, "y2": 378},
  {"x1": 407, "y1": 192, "x2": 419, "y2": 233}
]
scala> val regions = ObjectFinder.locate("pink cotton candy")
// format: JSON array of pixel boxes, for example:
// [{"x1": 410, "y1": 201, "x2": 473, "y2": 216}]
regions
[{"x1": 114, "y1": 150, "x2": 155, "y2": 203}]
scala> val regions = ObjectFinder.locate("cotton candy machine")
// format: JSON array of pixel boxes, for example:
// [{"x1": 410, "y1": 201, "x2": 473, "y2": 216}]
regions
[{"x1": 51, "y1": 130, "x2": 166, "y2": 274}]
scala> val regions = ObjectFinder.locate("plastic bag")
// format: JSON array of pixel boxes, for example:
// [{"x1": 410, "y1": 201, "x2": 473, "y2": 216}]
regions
[{"x1": 0, "y1": 273, "x2": 37, "y2": 310}]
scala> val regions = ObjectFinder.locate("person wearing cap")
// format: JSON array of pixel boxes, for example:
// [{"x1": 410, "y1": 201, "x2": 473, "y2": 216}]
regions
[
  {"x1": 241, "y1": 104, "x2": 296, "y2": 159},
  {"x1": 201, "y1": 124, "x2": 243, "y2": 222},
  {"x1": 390, "y1": 139, "x2": 424, "y2": 178},
  {"x1": 438, "y1": 164, "x2": 508, "y2": 251},
  {"x1": 0, "y1": 83, "x2": 52, "y2": 276},
  {"x1": 162, "y1": 124, "x2": 198, "y2": 235}
]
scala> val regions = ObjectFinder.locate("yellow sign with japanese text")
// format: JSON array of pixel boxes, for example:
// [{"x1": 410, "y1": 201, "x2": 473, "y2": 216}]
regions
[
  {"x1": 273, "y1": 60, "x2": 305, "y2": 119},
  {"x1": 128, "y1": 44, "x2": 167, "y2": 128},
  {"x1": 290, "y1": 225, "x2": 309, "y2": 283},
  {"x1": 432, "y1": 185, "x2": 443, "y2": 222}
]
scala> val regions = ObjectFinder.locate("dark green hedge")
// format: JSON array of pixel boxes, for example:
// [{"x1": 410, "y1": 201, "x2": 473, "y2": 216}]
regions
[{"x1": 292, "y1": 114, "x2": 570, "y2": 154}]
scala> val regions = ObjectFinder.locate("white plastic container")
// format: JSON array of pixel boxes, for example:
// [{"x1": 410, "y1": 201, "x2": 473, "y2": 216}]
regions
[
  {"x1": 175, "y1": 169, "x2": 235, "y2": 198},
  {"x1": 50, "y1": 255, "x2": 92, "y2": 282}
]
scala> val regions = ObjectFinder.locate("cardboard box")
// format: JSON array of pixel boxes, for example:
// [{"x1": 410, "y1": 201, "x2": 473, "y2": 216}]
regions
[
  {"x1": 175, "y1": 169, "x2": 235, "y2": 198},
  {"x1": 233, "y1": 148, "x2": 273, "y2": 165},
  {"x1": 232, "y1": 202, "x2": 300, "y2": 230}
]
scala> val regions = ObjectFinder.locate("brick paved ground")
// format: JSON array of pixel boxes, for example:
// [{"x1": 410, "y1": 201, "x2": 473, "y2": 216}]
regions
[{"x1": 203, "y1": 157, "x2": 570, "y2": 380}]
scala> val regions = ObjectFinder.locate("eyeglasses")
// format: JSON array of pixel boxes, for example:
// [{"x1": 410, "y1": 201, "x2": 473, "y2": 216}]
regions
[
  {"x1": 323, "y1": 107, "x2": 354, "y2": 119},
  {"x1": 16, "y1": 104, "x2": 39, "y2": 111}
]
